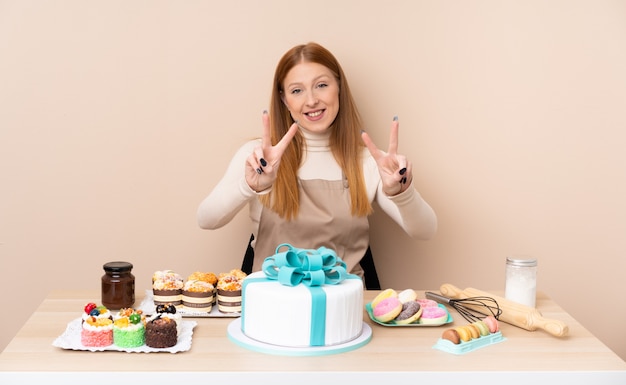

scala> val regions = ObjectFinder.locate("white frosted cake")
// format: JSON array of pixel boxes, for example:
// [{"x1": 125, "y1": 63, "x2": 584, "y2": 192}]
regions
[{"x1": 241, "y1": 270, "x2": 364, "y2": 347}]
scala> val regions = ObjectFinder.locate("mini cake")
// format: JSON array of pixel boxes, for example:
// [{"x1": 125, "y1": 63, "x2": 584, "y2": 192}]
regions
[
  {"x1": 113, "y1": 310, "x2": 145, "y2": 348},
  {"x1": 152, "y1": 270, "x2": 183, "y2": 306},
  {"x1": 145, "y1": 315, "x2": 178, "y2": 348},
  {"x1": 153, "y1": 303, "x2": 182, "y2": 334},
  {"x1": 182, "y1": 279, "x2": 215, "y2": 312},
  {"x1": 81, "y1": 315, "x2": 113, "y2": 347},
  {"x1": 82, "y1": 302, "x2": 113, "y2": 324},
  {"x1": 114, "y1": 307, "x2": 145, "y2": 321},
  {"x1": 216, "y1": 269, "x2": 247, "y2": 313}
]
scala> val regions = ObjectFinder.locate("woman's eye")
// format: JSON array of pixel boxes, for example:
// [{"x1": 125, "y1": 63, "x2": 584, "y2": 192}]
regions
[
  {"x1": 317, "y1": 83, "x2": 328, "y2": 88},
  {"x1": 290, "y1": 88, "x2": 302, "y2": 95}
]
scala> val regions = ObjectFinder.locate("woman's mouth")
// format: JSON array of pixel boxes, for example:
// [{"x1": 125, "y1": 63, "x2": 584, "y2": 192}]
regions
[{"x1": 305, "y1": 110, "x2": 324, "y2": 120}]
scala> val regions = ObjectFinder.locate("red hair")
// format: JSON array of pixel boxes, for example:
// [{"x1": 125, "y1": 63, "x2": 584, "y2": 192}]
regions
[{"x1": 260, "y1": 42, "x2": 372, "y2": 220}]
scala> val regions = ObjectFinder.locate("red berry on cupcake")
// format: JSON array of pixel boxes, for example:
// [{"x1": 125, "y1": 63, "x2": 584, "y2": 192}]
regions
[{"x1": 84, "y1": 302, "x2": 97, "y2": 314}]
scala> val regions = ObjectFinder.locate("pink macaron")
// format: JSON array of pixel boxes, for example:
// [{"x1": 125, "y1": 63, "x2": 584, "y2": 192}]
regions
[{"x1": 483, "y1": 315, "x2": 499, "y2": 333}]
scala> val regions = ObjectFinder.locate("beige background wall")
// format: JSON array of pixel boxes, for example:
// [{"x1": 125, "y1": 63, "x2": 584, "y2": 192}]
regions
[{"x1": 1, "y1": 1, "x2": 625, "y2": 360}]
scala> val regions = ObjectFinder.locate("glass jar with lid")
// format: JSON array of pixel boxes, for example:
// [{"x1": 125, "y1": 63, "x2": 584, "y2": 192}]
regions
[
  {"x1": 504, "y1": 257, "x2": 537, "y2": 308},
  {"x1": 101, "y1": 261, "x2": 135, "y2": 309}
]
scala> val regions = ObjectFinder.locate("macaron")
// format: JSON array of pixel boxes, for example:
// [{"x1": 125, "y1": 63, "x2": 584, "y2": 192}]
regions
[
  {"x1": 454, "y1": 326, "x2": 472, "y2": 342},
  {"x1": 371, "y1": 288, "x2": 398, "y2": 309},
  {"x1": 441, "y1": 328, "x2": 460, "y2": 344},
  {"x1": 398, "y1": 289, "x2": 418, "y2": 304},
  {"x1": 483, "y1": 315, "x2": 499, "y2": 333},
  {"x1": 472, "y1": 320, "x2": 490, "y2": 336},
  {"x1": 373, "y1": 297, "x2": 402, "y2": 323},
  {"x1": 394, "y1": 301, "x2": 423, "y2": 325},
  {"x1": 419, "y1": 305, "x2": 448, "y2": 325},
  {"x1": 466, "y1": 324, "x2": 480, "y2": 339}
]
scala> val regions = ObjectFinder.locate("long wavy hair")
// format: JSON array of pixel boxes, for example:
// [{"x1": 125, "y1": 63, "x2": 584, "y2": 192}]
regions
[{"x1": 260, "y1": 42, "x2": 372, "y2": 220}]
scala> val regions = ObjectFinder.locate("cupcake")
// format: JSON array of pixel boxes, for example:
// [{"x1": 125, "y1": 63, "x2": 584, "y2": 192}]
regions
[
  {"x1": 81, "y1": 315, "x2": 113, "y2": 347},
  {"x1": 152, "y1": 270, "x2": 183, "y2": 306},
  {"x1": 187, "y1": 271, "x2": 218, "y2": 286},
  {"x1": 187, "y1": 271, "x2": 218, "y2": 304},
  {"x1": 216, "y1": 269, "x2": 246, "y2": 314},
  {"x1": 113, "y1": 310, "x2": 145, "y2": 348},
  {"x1": 182, "y1": 279, "x2": 215, "y2": 312}
]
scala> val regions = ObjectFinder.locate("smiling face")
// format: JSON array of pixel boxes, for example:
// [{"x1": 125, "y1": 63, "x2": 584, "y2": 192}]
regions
[{"x1": 281, "y1": 61, "x2": 340, "y2": 134}]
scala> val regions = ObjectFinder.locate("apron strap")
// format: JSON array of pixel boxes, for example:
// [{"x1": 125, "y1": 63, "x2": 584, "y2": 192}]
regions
[{"x1": 241, "y1": 233, "x2": 255, "y2": 274}]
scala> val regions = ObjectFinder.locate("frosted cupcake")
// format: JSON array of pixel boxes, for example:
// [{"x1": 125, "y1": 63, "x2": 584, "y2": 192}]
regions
[
  {"x1": 152, "y1": 270, "x2": 183, "y2": 306},
  {"x1": 187, "y1": 271, "x2": 218, "y2": 286},
  {"x1": 182, "y1": 279, "x2": 215, "y2": 312},
  {"x1": 187, "y1": 271, "x2": 218, "y2": 304},
  {"x1": 216, "y1": 270, "x2": 246, "y2": 314}
]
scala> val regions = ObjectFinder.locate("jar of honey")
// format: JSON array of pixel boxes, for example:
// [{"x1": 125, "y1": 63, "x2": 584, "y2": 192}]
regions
[{"x1": 101, "y1": 261, "x2": 135, "y2": 309}]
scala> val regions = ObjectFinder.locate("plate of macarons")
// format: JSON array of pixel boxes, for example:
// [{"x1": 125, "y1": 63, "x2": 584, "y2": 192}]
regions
[{"x1": 366, "y1": 288, "x2": 453, "y2": 327}]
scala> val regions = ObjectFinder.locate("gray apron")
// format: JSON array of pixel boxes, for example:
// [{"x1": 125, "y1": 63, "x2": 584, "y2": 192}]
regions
[{"x1": 253, "y1": 178, "x2": 369, "y2": 277}]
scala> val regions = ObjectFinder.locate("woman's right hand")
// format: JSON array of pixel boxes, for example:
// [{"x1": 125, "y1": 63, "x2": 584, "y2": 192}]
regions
[{"x1": 245, "y1": 111, "x2": 299, "y2": 192}]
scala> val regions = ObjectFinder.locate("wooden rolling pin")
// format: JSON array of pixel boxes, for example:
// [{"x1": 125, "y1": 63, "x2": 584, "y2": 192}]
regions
[{"x1": 440, "y1": 283, "x2": 569, "y2": 337}]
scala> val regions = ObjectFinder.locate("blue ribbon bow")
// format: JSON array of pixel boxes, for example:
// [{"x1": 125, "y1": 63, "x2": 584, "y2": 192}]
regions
[{"x1": 261, "y1": 243, "x2": 349, "y2": 287}]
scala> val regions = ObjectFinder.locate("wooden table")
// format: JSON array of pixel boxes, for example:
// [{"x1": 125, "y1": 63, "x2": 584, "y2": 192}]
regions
[{"x1": 1, "y1": 290, "x2": 625, "y2": 384}]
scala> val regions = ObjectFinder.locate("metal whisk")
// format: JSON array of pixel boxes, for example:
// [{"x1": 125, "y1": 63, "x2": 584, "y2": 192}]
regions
[{"x1": 425, "y1": 291, "x2": 502, "y2": 323}]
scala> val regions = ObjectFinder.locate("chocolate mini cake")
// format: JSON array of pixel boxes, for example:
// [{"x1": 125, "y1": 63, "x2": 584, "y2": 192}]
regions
[{"x1": 145, "y1": 316, "x2": 177, "y2": 348}]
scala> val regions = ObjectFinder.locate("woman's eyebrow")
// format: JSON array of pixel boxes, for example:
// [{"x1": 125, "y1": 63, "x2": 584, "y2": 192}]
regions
[{"x1": 285, "y1": 74, "x2": 330, "y2": 89}]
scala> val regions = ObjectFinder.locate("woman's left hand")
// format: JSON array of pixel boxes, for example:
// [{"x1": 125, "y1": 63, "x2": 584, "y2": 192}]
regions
[{"x1": 361, "y1": 117, "x2": 412, "y2": 196}]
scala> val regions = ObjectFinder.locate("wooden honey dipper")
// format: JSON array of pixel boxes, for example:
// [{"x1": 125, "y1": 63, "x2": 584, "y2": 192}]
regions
[{"x1": 439, "y1": 283, "x2": 569, "y2": 337}]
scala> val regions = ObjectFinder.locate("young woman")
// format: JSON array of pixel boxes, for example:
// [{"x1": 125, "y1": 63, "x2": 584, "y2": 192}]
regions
[{"x1": 197, "y1": 42, "x2": 437, "y2": 288}]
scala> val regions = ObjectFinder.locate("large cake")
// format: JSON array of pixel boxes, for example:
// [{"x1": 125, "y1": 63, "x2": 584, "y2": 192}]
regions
[{"x1": 240, "y1": 244, "x2": 364, "y2": 347}]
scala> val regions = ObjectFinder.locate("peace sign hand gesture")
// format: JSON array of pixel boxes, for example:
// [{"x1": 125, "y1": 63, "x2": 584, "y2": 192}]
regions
[
  {"x1": 245, "y1": 111, "x2": 299, "y2": 193},
  {"x1": 361, "y1": 117, "x2": 412, "y2": 196}
]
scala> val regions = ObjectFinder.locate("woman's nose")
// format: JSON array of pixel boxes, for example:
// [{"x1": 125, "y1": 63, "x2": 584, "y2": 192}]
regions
[{"x1": 305, "y1": 90, "x2": 318, "y2": 106}]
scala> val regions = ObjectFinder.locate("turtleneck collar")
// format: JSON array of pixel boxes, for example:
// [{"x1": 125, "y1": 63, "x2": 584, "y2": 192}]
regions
[{"x1": 300, "y1": 127, "x2": 330, "y2": 152}]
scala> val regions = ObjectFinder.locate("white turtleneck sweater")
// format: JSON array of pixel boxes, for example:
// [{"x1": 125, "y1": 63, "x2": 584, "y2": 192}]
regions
[{"x1": 197, "y1": 129, "x2": 437, "y2": 243}]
